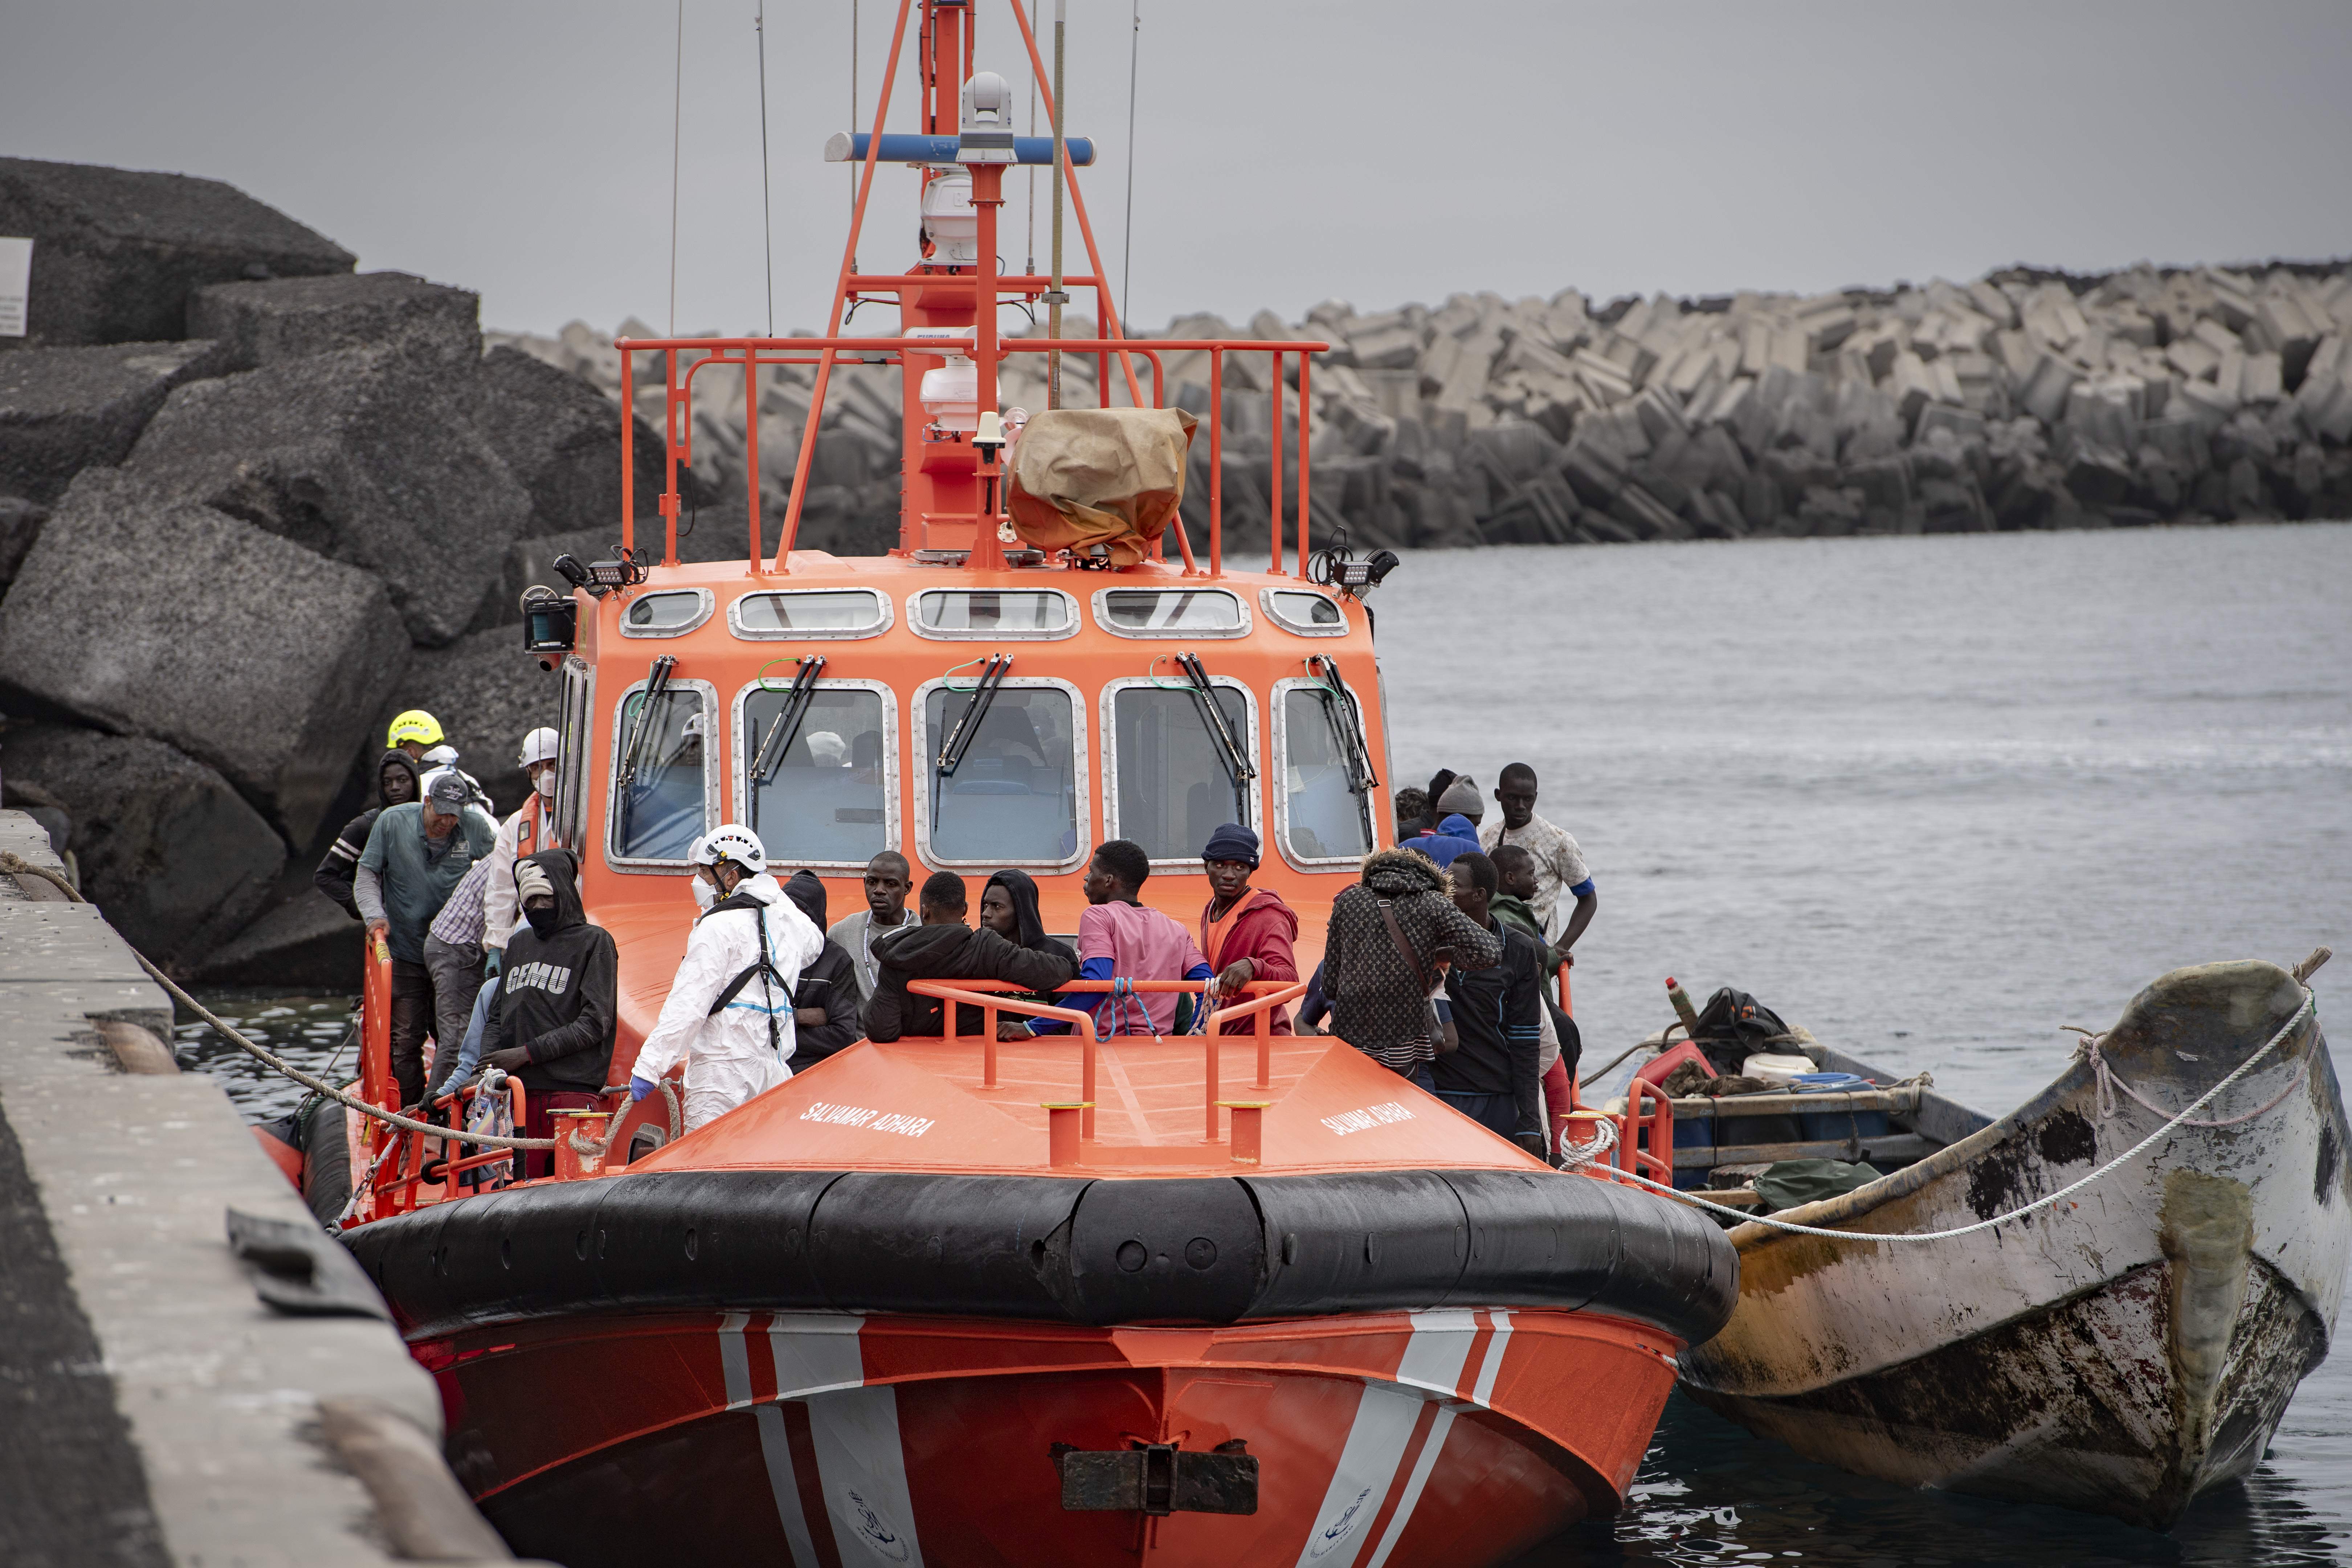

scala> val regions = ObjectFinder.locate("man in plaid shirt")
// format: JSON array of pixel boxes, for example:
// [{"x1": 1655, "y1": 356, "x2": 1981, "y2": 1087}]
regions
[{"x1": 421, "y1": 848, "x2": 494, "y2": 1104}]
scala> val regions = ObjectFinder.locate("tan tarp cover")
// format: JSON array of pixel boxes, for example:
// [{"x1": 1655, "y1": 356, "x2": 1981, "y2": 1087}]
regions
[{"x1": 1007, "y1": 407, "x2": 1199, "y2": 568}]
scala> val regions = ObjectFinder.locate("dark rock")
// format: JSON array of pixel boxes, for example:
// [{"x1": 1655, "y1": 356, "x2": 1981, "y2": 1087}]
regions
[
  {"x1": 123, "y1": 346, "x2": 528, "y2": 645},
  {"x1": 2224, "y1": 455, "x2": 2271, "y2": 519},
  {"x1": 1758, "y1": 448, "x2": 1836, "y2": 512},
  {"x1": 473, "y1": 346, "x2": 668, "y2": 539},
  {"x1": 1793, "y1": 485, "x2": 1866, "y2": 537},
  {"x1": 1845, "y1": 454, "x2": 1914, "y2": 530},
  {"x1": 1465, "y1": 420, "x2": 1563, "y2": 487},
  {"x1": 189, "y1": 889, "x2": 360, "y2": 990},
  {"x1": 1918, "y1": 475, "x2": 1993, "y2": 533},
  {"x1": 2062, "y1": 444, "x2": 2135, "y2": 507},
  {"x1": 373, "y1": 626, "x2": 563, "y2": 817},
  {"x1": 0, "y1": 496, "x2": 45, "y2": 584},
  {"x1": 0, "y1": 723, "x2": 284, "y2": 969},
  {"x1": 0, "y1": 157, "x2": 352, "y2": 350},
  {"x1": 1608, "y1": 482, "x2": 1692, "y2": 541},
  {"x1": 187, "y1": 271, "x2": 479, "y2": 372},
  {"x1": 1560, "y1": 442, "x2": 1627, "y2": 508},
  {"x1": 0, "y1": 468, "x2": 411, "y2": 846},
  {"x1": 0, "y1": 339, "x2": 226, "y2": 502}
]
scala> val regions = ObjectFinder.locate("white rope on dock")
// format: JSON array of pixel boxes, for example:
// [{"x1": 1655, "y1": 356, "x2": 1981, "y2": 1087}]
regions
[
  {"x1": 1, "y1": 852, "x2": 556, "y2": 1151},
  {"x1": 1607, "y1": 988, "x2": 2316, "y2": 1243}
]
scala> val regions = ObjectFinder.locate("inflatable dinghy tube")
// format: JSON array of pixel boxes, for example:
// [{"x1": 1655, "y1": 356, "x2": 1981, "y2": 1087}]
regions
[{"x1": 343, "y1": 1168, "x2": 1739, "y2": 1345}]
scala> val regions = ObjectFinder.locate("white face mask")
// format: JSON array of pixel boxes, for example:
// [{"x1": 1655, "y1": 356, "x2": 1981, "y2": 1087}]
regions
[
  {"x1": 690, "y1": 874, "x2": 718, "y2": 912},
  {"x1": 534, "y1": 769, "x2": 557, "y2": 799}
]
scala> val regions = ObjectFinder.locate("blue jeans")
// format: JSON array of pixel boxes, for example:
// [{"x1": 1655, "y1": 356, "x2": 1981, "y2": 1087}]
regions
[{"x1": 1405, "y1": 1064, "x2": 1437, "y2": 1094}]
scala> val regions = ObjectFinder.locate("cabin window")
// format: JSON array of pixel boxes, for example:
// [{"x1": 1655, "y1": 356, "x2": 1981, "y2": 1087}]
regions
[
  {"x1": 617, "y1": 589, "x2": 714, "y2": 637},
  {"x1": 919, "y1": 681, "x2": 1084, "y2": 865},
  {"x1": 1273, "y1": 679, "x2": 1375, "y2": 864},
  {"x1": 1093, "y1": 587, "x2": 1249, "y2": 638},
  {"x1": 1261, "y1": 589, "x2": 1348, "y2": 636},
  {"x1": 737, "y1": 682, "x2": 894, "y2": 866},
  {"x1": 910, "y1": 588, "x2": 1077, "y2": 640},
  {"x1": 1103, "y1": 679, "x2": 1255, "y2": 864},
  {"x1": 554, "y1": 655, "x2": 594, "y2": 850},
  {"x1": 608, "y1": 680, "x2": 715, "y2": 864},
  {"x1": 730, "y1": 588, "x2": 891, "y2": 640}
]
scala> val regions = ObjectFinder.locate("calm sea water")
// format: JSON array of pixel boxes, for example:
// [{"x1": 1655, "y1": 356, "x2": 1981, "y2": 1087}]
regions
[
  {"x1": 1375, "y1": 522, "x2": 2350, "y2": 1566},
  {"x1": 183, "y1": 521, "x2": 2352, "y2": 1564}
]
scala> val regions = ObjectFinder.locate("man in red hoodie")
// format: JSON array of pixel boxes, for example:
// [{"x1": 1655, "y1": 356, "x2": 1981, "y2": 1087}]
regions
[{"x1": 1197, "y1": 824, "x2": 1299, "y2": 1035}]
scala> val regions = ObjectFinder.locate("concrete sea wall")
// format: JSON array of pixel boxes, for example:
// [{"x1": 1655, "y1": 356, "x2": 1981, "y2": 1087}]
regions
[{"x1": 0, "y1": 809, "x2": 526, "y2": 1566}]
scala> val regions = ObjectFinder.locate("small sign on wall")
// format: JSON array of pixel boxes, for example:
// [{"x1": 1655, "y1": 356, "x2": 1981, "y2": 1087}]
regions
[{"x1": 0, "y1": 238, "x2": 30, "y2": 337}]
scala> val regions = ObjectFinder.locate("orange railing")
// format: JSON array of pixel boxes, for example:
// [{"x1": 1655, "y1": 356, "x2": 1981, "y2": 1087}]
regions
[
  {"x1": 904, "y1": 976, "x2": 1306, "y2": 1143},
  {"x1": 616, "y1": 333, "x2": 1328, "y2": 581}
]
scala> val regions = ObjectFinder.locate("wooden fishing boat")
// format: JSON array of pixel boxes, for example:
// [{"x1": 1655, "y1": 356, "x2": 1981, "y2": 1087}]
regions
[
  {"x1": 324, "y1": 4, "x2": 1739, "y2": 1563},
  {"x1": 1666, "y1": 956, "x2": 2343, "y2": 1528}
]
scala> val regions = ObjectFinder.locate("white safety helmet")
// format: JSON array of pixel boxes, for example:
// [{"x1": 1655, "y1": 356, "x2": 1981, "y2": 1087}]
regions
[
  {"x1": 517, "y1": 727, "x2": 560, "y2": 768},
  {"x1": 422, "y1": 743, "x2": 461, "y2": 767},
  {"x1": 690, "y1": 823, "x2": 767, "y2": 875}
]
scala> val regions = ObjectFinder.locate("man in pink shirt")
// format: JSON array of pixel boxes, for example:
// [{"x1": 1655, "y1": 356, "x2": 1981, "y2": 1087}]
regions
[{"x1": 1074, "y1": 840, "x2": 1213, "y2": 1036}]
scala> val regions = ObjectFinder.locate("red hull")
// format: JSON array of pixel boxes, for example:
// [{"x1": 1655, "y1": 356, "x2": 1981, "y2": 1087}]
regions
[{"x1": 426, "y1": 1306, "x2": 1679, "y2": 1567}]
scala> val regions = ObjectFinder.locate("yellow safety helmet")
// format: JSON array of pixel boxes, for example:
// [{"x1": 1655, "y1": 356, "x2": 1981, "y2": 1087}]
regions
[{"x1": 387, "y1": 710, "x2": 445, "y2": 748}]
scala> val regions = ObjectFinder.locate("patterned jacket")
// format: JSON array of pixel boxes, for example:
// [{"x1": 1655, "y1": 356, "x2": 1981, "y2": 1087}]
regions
[{"x1": 1323, "y1": 848, "x2": 1503, "y2": 1067}]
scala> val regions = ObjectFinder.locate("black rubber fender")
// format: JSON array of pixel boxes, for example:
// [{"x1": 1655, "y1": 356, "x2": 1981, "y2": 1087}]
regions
[{"x1": 343, "y1": 1167, "x2": 1738, "y2": 1346}]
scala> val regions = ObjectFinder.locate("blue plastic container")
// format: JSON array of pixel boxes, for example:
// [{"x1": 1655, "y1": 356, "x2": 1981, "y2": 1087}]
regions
[
  {"x1": 1671, "y1": 1107, "x2": 1715, "y2": 1189},
  {"x1": 1792, "y1": 1073, "x2": 1889, "y2": 1141}
]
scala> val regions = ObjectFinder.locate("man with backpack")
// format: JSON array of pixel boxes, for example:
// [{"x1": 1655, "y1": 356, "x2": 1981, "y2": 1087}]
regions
[{"x1": 628, "y1": 824, "x2": 825, "y2": 1130}]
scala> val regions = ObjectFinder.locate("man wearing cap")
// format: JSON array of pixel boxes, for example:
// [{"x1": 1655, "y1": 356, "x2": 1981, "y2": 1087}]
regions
[
  {"x1": 629, "y1": 825, "x2": 824, "y2": 1130},
  {"x1": 1197, "y1": 824, "x2": 1300, "y2": 1035},
  {"x1": 479, "y1": 727, "x2": 564, "y2": 972},
  {"x1": 355, "y1": 768, "x2": 498, "y2": 1108}
]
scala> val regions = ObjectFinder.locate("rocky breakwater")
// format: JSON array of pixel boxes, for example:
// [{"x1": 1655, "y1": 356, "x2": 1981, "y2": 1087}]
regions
[
  {"x1": 0, "y1": 157, "x2": 665, "y2": 984},
  {"x1": 501, "y1": 260, "x2": 2352, "y2": 560}
]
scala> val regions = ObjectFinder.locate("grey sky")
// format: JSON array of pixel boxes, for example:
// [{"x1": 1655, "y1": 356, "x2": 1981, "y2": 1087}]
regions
[{"x1": 5, "y1": 2, "x2": 2348, "y2": 338}]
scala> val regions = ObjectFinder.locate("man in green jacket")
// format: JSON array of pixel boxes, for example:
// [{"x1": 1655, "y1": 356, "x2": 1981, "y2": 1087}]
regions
[{"x1": 355, "y1": 769, "x2": 498, "y2": 1108}]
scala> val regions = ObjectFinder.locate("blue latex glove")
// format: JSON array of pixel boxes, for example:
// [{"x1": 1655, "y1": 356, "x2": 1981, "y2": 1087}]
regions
[
  {"x1": 629, "y1": 1075, "x2": 657, "y2": 1102},
  {"x1": 483, "y1": 947, "x2": 502, "y2": 979}
]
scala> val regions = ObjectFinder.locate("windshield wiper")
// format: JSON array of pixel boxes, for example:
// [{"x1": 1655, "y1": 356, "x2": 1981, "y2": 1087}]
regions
[
  {"x1": 614, "y1": 654, "x2": 677, "y2": 841},
  {"x1": 747, "y1": 655, "x2": 827, "y2": 834},
  {"x1": 1308, "y1": 654, "x2": 1378, "y2": 797},
  {"x1": 1175, "y1": 652, "x2": 1255, "y2": 817},
  {"x1": 936, "y1": 653, "x2": 1013, "y2": 776}
]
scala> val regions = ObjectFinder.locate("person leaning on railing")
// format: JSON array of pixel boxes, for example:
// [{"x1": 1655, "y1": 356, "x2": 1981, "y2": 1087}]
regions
[{"x1": 862, "y1": 872, "x2": 1077, "y2": 1042}]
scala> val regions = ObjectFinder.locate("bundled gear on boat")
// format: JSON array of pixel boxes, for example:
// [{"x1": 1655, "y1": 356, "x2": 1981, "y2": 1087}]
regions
[
  {"x1": 1687, "y1": 986, "x2": 1795, "y2": 1075},
  {"x1": 630, "y1": 825, "x2": 824, "y2": 1130},
  {"x1": 1006, "y1": 406, "x2": 1198, "y2": 568}
]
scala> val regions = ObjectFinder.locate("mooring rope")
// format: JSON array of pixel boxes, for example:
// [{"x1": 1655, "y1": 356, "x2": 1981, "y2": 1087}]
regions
[
  {"x1": 1604, "y1": 988, "x2": 2317, "y2": 1243},
  {"x1": 1, "y1": 852, "x2": 555, "y2": 1151}
]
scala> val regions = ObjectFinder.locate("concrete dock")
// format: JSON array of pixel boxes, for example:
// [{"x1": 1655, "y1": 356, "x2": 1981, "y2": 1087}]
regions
[{"x1": 0, "y1": 809, "x2": 532, "y2": 1567}]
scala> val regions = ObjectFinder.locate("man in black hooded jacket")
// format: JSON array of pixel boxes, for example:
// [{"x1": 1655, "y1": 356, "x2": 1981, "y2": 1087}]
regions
[
  {"x1": 782, "y1": 871, "x2": 864, "y2": 1064},
  {"x1": 477, "y1": 848, "x2": 617, "y2": 1178},
  {"x1": 314, "y1": 749, "x2": 422, "y2": 919},
  {"x1": 863, "y1": 872, "x2": 1077, "y2": 1041}
]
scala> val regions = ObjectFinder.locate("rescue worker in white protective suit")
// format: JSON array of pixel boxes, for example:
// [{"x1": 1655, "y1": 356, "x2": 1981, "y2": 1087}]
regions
[{"x1": 628, "y1": 825, "x2": 825, "y2": 1130}]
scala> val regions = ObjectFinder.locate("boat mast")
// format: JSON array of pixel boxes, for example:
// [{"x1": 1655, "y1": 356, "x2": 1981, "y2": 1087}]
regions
[{"x1": 1047, "y1": 0, "x2": 1065, "y2": 411}]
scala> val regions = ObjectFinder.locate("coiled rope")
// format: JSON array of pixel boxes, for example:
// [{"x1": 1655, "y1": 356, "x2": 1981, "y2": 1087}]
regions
[
  {"x1": 2, "y1": 852, "x2": 555, "y2": 1151},
  {"x1": 1601, "y1": 988, "x2": 2315, "y2": 1242}
]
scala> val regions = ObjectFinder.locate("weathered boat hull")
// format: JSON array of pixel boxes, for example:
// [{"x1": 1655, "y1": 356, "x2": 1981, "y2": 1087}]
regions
[
  {"x1": 1678, "y1": 960, "x2": 2347, "y2": 1528},
  {"x1": 424, "y1": 1306, "x2": 1682, "y2": 1568}
]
